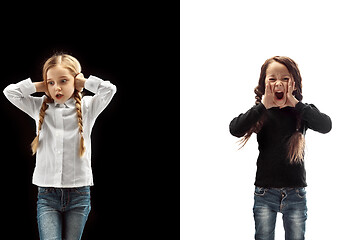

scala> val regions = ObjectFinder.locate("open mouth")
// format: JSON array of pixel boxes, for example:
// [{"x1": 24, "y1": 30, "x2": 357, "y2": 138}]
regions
[
  {"x1": 275, "y1": 92, "x2": 284, "y2": 100},
  {"x1": 55, "y1": 93, "x2": 63, "y2": 99}
]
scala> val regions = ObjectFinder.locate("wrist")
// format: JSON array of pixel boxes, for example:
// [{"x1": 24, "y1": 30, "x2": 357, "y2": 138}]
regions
[
  {"x1": 75, "y1": 77, "x2": 86, "y2": 92},
  {"x1": 34, "y1": 82, "x2": 46, "y2": 93},
  {"x1": 291, "y1": 98, "x2": 299, "y2": 107},
  {"x1": 78, "y1": 78, "x2": 86, "y2": 88},
  {"x1": 261, "y1": 100, "x2": 271, "y2": 109}
]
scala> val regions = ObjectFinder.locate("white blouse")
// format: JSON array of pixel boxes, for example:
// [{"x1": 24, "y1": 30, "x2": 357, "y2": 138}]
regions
[{"x1": 3, "y1": 75, "x2": 117, "y2": 188}]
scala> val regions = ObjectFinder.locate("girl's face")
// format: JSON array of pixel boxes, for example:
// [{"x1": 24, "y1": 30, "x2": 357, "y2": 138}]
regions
[
  {"x1": 265, "y1": 61, "x2": 292, "y2": 108},
  {"x1": 46, "y1": 65, "x2": 75, "y2": 104}
]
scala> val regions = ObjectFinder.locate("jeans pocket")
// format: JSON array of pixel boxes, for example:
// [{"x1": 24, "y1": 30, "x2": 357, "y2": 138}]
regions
[
  {"x1": 38, "y1": 187, "x2": 54, "y2": 195},
  {"x1": 296, "y1": 188, "x2": 306, "y2": 199},
  {"x1": 254, "y1": 187, "x2": 267, "y2": 196},
  {"x1": 74, "y1": 186, "x2": 91, "y2": 196}
]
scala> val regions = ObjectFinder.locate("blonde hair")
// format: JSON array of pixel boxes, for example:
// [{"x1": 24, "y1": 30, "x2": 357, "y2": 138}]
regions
[{"x1": 31, "y1": 54, "x2": 86, "y2": 157}]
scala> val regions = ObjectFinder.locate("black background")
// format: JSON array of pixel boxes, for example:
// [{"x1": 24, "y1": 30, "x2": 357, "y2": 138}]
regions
[{"x1": 1, "y1": 2, "x2": 179, "y2": 239}]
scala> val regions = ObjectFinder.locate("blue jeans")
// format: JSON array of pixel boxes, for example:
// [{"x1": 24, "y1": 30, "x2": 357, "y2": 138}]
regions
[
  {"x1": 253, "y1": 187, "x2": 307, "y2": 240},
  {"x1": 37, "y1": 186, "x2": 91, "y2": 240}
]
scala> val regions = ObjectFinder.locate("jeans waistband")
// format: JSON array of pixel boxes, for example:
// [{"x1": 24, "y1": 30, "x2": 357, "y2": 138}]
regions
[{"x1": 255, "y1": 186, "x2": 305, "y2": 191}]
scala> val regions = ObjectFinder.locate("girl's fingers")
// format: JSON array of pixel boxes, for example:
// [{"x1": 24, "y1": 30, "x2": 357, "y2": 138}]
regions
[
  {"x1": 288, "y1": 79, "x2": 292, "y2": 91},
  {"x1": 288, "y1": 78, "x2": 294, "y2": 94},
  {"x1": 75, "y1": 73, "x2": 84, "y2": 79},
  {"x1": 265, "y1": 81, "x2": 272, "y2": 94},
  {"x1": 293, "y1": 79, "x2": 296, "y2": 92}
]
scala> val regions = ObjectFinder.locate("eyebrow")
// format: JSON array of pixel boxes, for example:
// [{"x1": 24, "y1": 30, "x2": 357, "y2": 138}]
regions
[
  {"x1": 267, "y1": 74, "x2": 291, "y2": 77},
  {"x1": 47, "y1": 76, "x2": 69, "y2": 81}
]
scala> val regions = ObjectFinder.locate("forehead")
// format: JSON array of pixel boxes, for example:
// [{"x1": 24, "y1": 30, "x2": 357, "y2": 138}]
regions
[
  {"x1": 47, "y1": 65, "x2": 72, "y2": 79},
  {"x1": 266, "y1": 61, "x2": 290, "y2": 76}
]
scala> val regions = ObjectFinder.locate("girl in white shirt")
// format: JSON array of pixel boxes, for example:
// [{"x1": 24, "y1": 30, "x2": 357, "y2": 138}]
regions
[{"x1": 3, "y1": 54, "x2": 116, "y2": 239}]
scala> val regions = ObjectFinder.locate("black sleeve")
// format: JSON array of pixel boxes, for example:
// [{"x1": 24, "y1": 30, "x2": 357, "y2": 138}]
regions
[
  {"x1": 295, "y1": 102, "x2": 332, "y2": 134},
  {"x1": 229, "y1": 103, "x2": 266, "y2": 138}
]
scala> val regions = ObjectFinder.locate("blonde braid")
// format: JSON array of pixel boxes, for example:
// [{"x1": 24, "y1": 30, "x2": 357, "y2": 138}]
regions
[
  {"x1": 31, "y1": 97, "x2": 52, "y2": 155},
  {"x1": 74, "y1": 90, "x2": 85, "y2": 157}
]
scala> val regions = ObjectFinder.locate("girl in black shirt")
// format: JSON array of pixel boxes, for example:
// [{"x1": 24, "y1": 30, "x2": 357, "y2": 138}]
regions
[{"x1": 229, "y1": 56, "x2": 331, "y2": 239}]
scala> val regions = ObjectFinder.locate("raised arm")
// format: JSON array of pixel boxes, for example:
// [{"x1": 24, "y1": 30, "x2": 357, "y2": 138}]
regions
[
  {"x1": 80, "y1": 75, "x2": 117, "y2": 119},
  {"x1": 295, "y1": 102, "x2": 332, "y2": 134},
  {"x1": 229, "y1": 103, "x2": 266, "y2": 138},
  {"x1": 3, "y1": 78, "x2": 45, "y2": 119}
]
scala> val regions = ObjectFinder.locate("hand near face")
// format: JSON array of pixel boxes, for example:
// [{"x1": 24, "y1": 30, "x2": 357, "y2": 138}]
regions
[
  {"x1": 262, "y1": 61, "x2": 300, "y2": 109},
  {"x1": 262, "y1": 80, "x2": 278, "y2": 109},
  {"x1": 74, "y1": 73, "x2": 86, "y2": 92},
  {"x1": 262, "y1": 78, "x2": 299, "y2": 109},
  {"x1": 34, "y1": 81, "x2": 50, "y2": 96},
  {"x1": 281, "y1": 78, "x2": 299, "y2": 108}
]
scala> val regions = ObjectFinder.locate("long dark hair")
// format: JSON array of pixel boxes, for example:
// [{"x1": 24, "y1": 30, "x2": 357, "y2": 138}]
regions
[{"x1": 239, "y1": 56, "x2": 305, "y2": 164}]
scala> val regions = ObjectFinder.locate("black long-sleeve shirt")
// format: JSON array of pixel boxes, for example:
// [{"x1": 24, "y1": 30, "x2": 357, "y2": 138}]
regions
[{"x1": 229, "y1": 102, "x2": 332, "y2": 188}]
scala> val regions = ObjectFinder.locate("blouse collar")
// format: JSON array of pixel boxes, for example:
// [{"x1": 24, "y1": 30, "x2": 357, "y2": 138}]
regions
[{"x1": 52, "y1": 98, "x2": 76, "y2": 108}]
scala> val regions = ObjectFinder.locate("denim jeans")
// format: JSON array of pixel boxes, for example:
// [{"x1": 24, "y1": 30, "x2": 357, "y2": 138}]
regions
[
  {"x1": 253, "y1": 187, "x2": 307, "y2": 240},
  {"x1": 37, "y1": 186, "x2": 91, "y2": 240}
]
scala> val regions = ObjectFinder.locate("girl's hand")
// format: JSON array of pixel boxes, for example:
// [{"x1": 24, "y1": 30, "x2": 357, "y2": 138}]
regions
[
  {"x1": 281, "y1": 78, "x2": 299, "y2": 108},
  {"x1": 74, "y1": 73, "x2": 86, "y2": 92},
  {"x1": 34, "y1": 82, "x2": 50, "y2": 97},
  {"x1": 262, "y1": 80, "x2": 277, "y2": 109}
]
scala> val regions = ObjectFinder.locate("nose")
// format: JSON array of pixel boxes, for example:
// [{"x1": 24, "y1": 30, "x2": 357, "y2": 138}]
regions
[
  {"x1": 275, "y1": 80, "x2": 283, "y2": 87},
  {"x1": 56, "y1": 85, "x2": 62, "y2": 91},
  {"x1": 275, "y1": 79, "x2": 283, "y2": 85}
]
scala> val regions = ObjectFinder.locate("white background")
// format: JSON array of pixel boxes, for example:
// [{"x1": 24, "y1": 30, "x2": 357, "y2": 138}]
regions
[{"x1": 181, "y1": 0, "x2": 360, "y2": 239}]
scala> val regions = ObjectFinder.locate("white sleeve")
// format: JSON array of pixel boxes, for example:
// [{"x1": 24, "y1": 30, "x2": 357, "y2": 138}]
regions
[
  {"x1": 3, "y1": 78, "x2": 43, "y2": 119},
  {"x1": 82, "y1": 75, "x2": 117, "y2": 120}
]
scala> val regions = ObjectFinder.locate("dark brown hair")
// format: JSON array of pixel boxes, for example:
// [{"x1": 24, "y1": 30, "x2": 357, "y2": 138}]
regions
[{"x1": 239, "y1": 56, "x2": 305, "y2": 164}]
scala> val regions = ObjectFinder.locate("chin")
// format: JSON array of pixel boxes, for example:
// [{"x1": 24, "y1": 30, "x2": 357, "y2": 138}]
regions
[{"x1": 274, "y1": 98, "x2": 287, "y2": 107}]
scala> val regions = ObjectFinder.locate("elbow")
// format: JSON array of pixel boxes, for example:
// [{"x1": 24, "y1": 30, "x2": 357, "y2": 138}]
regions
[
  {"x1": 229, "y1": 118, "x2": 246, "y2": 138},
  {"x1": 229, "y1": 127, "x2": 237, "y2": 137},
  {"x1": 229, "y1": 124, "x2": 244, "y2": 138},
  {"x1": 110, "y1": 83, "x2": 117, "y2": 95},
  {"x1": 320, "y1": 118, "x2": 332, "y2": 134},
  {"x1": 324, "y1": 119, "x2": 332, "y2": 134},
  {"x1": 111, "y1": 84, "x2": 117, "y2": 96},
  {"x1": 3, "y1": 85, "x2": 12, "y2": 100},
  {"x1": 105, "y1": 81, "x2": 117, "y2": 97}
]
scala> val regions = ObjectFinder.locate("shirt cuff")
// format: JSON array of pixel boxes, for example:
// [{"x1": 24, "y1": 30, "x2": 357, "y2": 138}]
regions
[
  {"x1": 295, "y1": 101, "x2": 306, "y2": 112},
  {"x1": 19, "y1": 78, "x2": 36, "y2": 96},
  {"x1": 85, "y1": 75, "x2": 102, "y2": 93}
]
